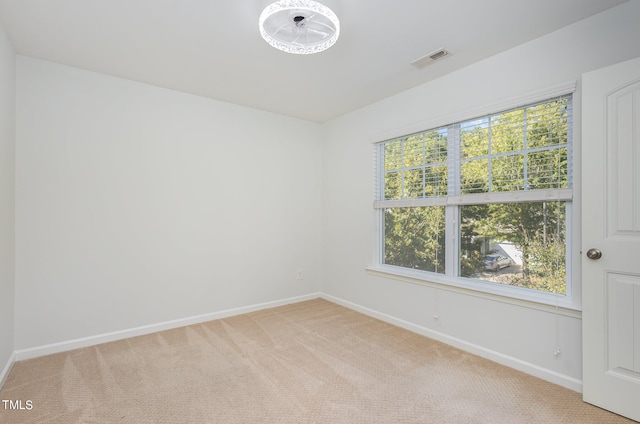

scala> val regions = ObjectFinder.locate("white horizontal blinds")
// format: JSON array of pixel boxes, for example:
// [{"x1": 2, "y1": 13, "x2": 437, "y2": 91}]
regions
[
  {"x1": 528, "y1": 96, "x2": 573, "y2": 190},
  {"x1": 382, "y1": 128, "x2": 448, "y2": 201},
  {"x1": 376, "y1": 95, "x2": 572, "y2": 208},
  {"x1": 372, "y1": 143, "x2": 383, "y2": 201},
  {"x1": 457, "y1": 95, "x2": 572, "y2": 196}
]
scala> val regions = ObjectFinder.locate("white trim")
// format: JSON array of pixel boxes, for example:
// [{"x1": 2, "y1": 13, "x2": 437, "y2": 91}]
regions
[
  {"x1": 371, "y1": 80, "x2": 577, "y2": 143},
  {"x1": 14, "y1": 293, "x2": 321, "y2": 361},
  {"x1": 445, "y1": 188, "x2": 573, "y2": 206},
  {"x1": 374, "y1": 188, "x2": 573, "y2": 209},
  {"x1": 367, "y1": 266, "x2": 580, "y2": 315},
  {"x1": 374, "y1": 196, "x2": 447, "y2": 208},
  {"x1": 321, "y1": 293, "x2": 583, "y2": 393},
  {"x1": 0, "y1": 351, "x2": 16, "y2": 390}
]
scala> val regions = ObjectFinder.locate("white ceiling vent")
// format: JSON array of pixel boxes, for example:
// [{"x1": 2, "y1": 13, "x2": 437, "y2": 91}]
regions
[{"x1": 410, "y1": 48, "x2": 450, "y2": 69}]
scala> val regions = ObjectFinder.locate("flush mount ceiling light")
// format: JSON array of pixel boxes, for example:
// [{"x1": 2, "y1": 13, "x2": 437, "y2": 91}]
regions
[{"x1": 259, "y1": 0, "x2": 340, "y2": 55}]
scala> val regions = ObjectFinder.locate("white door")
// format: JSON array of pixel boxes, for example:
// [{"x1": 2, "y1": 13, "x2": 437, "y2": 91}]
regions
[{"x1": 582, "y1": 56, "x2": 640, "y2": 422}]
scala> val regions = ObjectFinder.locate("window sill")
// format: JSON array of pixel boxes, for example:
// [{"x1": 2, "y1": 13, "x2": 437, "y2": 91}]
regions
[{"x1": 366, "y1": 265, "x2": 581, "y2": 319}]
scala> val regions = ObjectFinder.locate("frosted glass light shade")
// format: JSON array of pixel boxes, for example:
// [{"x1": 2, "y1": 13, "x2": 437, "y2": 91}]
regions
[{"x1": 259, "y1": 0, "x2": 340, "y2": 55}]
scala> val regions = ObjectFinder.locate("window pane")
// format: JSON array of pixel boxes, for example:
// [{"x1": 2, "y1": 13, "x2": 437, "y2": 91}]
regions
[
  {"x1": 381, "y1": 129, "x2": 448, "y2": 200},
  {"x1": 491, "y1": 109, "x2": 524, "y2": 153},
  {"x1": 459, "y1": 202, "x2": 566, "y2": 294},
  {"x1": 425, "y1": 129, "x2": 448, "y2": 163},
  {"x1": 425, "y1": 164, "x2": 448, "y2": 196},
  {"x1": 384, "y1": 171, "x2": 401, "y2": 199},
  {"x1": 404, "y1": 135, "x2": 425, "y2": 168},
  {"x1": 491, "y1": 154, "x2": 524, "y2": 192},
  {"x1": 384, "y1": 139, "x2": 402, "y2": 171},
  {"x1": 405, "y1": 168, "x2": 424, "y2": 197},
  {"x1": 384, "y1": 206, "x2": 445, "y2": 274},
  {"x1": 461, "y1": 158, "x2": 489, "y2": 193},
  {"x1": 528, "y1": 148, "x2": 568, "y2": 189},
  {"x1": 461, "y1": 118, "x2": 489, "y2": 159},
  {"x1": 527, "y1": 98, "x2": 569, "y2": 149}
]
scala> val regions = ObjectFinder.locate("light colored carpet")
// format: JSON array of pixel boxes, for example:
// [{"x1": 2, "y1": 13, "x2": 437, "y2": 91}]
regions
[{"x1": 0, "y1": 299, "x2": 635, "y2": 423}]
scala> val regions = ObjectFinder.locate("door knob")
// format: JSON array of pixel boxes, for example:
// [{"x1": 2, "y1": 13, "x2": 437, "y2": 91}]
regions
[{"x1": 586, "y1": 248, "x2": 602, "y2": 260}]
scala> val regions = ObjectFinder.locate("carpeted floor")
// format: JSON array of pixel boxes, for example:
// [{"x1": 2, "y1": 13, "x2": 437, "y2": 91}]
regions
[{"x1": 0, "y1": 299, "x2": 635, "y2": 423}]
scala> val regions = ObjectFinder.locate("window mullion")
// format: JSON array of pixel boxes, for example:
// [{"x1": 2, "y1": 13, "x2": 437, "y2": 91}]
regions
[
  {"x1": 567, "y1": 97, "x2": 574, "y2": 188},
  {"x1": 445, "y1": 124, "x2": 459, "y2": 277},
  {"x1": 377, "y1": 143, "x2": 384, "y2": 200},
  {"x1": 523, "y1": 107, "x2": 529, "y2": 189},
  {"x1": 376, "y1": 144, "x2": 385, "y2": 266},
  {"x1": 449, "y1": 124, "x2": 460, "y2": 196},
  {"x1": 421, "y1": 133, "x2": 426, "y2": 198},
  {"x1": 400, "y1": 138, "x2": 405, "y2": 198},
  {"x1": 445, "y1": 206, "x2": 458, "y2": 277},
  {"x1": 487, "y1": 118, "x2": 493, "y2": 193}
]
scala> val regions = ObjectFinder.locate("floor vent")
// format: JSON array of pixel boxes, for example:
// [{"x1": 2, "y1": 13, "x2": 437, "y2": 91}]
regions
[{"x1": 411, "y1": 48, "x2": 450, "y2": 69}]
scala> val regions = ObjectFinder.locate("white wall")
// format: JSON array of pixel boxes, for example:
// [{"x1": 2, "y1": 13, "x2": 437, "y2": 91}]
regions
[
  {"x1": 0, "y1": 20, "x2": 15, "y2": 382},
  {"x1": 321, "y1": 1, "x2": 640, "y2": 390},
  {"x1": 14, "y1": 57, "x2": 322, "y2": 351}
]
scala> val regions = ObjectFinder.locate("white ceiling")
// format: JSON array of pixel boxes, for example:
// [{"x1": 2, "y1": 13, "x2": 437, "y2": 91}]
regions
[{"x1": 0, "y1": 0, "x2": 629, "y2": 122}]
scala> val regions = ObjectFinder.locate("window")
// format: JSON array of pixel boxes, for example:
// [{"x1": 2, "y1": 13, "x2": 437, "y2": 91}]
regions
[{"x1": 375, "y1": 95, "x2": 572, "y2": 301}]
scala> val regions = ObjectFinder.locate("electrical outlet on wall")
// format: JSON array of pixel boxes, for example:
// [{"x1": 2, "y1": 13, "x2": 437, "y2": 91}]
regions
[{"x1": 296, "y1": 270, "x2": 304, "y2": 280}]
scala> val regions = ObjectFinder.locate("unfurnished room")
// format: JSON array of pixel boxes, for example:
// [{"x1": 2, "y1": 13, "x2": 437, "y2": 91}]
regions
[{"x1": 1, "y1": 1, "x2": 640, "y2": 423}]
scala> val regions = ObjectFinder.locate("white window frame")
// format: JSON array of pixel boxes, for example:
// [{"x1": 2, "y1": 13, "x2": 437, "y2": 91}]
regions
[{"x1": 369, "y1": 82, "x2": 579, "y2": 312}]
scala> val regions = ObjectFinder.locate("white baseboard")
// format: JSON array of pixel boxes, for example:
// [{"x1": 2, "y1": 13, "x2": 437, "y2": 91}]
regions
[
  {"x1": 9, "y1": 291, "x2": 582, "y2": 394},
  {"x1": 321, "y1": 293, "x2": 583, "y2": 393},
  {"x1": 0, "y1": 351, "x2": 16, "y2": 389},
  {"x1": 14, "y1": 293, "x2": 321, "y2": 361}
]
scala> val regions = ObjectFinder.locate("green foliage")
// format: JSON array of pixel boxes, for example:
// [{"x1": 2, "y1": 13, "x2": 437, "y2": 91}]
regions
[
  {"x1": 506, "y1": 233, "x2": 566, "y2": 294},
  {"x1": 460, "y1": 250, "x2": 484, "y2": 278},
  {"x1": 461, "y1": 202, "x2": 566, "y2": 294},
  {"x1": 384, "y1": 206, "x2": 445, "y2": 274}
]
